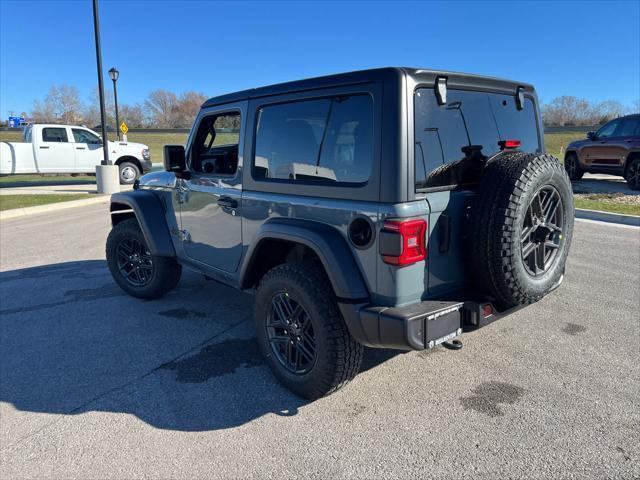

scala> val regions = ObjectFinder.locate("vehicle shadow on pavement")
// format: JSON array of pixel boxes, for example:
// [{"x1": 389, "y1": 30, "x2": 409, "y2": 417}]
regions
[{"x1": 0, "y1": 260, "x2": 396, "y2": 433}]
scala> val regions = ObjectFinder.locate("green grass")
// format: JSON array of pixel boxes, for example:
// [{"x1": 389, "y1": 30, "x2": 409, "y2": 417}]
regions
[
  {"x1": 574, "y1": 198, "x2": 640, "y2": 216},
  {"x1": 0, "y1": 174, "x2": 95, "y2": 184},
  {"x1": 0, "y1": 194, "x2": 96, "y2": 211},
  {"x1": 574, "y1": 193, "x2": 640, "y2": 216}
]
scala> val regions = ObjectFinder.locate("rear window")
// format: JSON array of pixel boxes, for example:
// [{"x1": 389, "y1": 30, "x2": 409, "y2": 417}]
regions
[
  {"x1": 414, "y1": 89, "x2": 541, "y2": 191},
  {"x1": 253, "y1": 94, "x2": 373, "y2": 184},
  {"x1": 42, "y1": 127, "x2": 68, "y2": 143}
]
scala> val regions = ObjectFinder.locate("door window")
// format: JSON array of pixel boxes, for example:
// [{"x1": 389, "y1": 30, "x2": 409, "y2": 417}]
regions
[
  {"x1": 595, "y1": 119, "x2": 622, "y2": 139},
  {"x1": 72, "y1": 129, "x2": 101, "y2": 144},
  {"x1": 190, "y1": 112, "x2": 240, "y2": 175},
  {"x1": 42, "y1": 128, "x2": 68, "y2": 143},
  {"x1": 253, "y1": 94, "x2": 373, "y2": 184}
]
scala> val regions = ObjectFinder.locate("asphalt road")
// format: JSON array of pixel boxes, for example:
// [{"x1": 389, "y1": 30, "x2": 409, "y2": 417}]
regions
[{"x1": 1, "y1": 204, "x2": 638, "y2": 479}]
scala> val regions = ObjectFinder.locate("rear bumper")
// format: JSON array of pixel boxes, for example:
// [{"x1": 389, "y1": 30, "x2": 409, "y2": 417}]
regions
[
  {"x1": 340, "y1": 276, "x2": 563, "y2": 350},
  {"x1": 339, "y1": 299, "x2": 520, "y2": 350}
]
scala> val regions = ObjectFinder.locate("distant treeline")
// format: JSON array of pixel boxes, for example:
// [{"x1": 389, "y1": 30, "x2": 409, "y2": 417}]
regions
[
  {"x1": 542, "y1": 96, "x2": 638, "y2": 127},
  {"x1": 4, "y1": 85, "x2": 638, "y2": 129}
]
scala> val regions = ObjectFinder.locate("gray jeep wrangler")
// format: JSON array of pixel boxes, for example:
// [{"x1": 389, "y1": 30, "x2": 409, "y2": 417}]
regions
[{"x1": 106, "y1": 68, "x2": 574, "y2": 399}]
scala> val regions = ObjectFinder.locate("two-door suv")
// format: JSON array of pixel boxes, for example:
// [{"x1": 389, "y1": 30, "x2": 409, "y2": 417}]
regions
[
  {"x1": 106, "y1": 68, "x2": 574, "y2": 399},
  {"x1": 564, "y1": 113, "x2": 640, "y2": 190}
]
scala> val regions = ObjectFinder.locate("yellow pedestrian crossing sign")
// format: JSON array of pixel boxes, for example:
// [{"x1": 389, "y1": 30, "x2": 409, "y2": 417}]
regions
[{"x1": 120, "y1": 122, "x2": 128, "y2": 135}]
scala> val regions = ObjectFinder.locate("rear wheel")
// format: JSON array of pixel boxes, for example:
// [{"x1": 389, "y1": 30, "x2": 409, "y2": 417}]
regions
[
  {"x1": 118, "y1": 161, "x2": 140, "y2": 185},
  {"x1": 255, "y1": 261, "x2": 363, "y2": 399},
  {"x1": 106, "y1": 218, "x2": 181, "y2": 299},
  {"x1": 472, "y1": 153, "x2": 574, "y2": 309},
  {"x1": 564, "y1": 153, "x2": 584, "y2": 181},
  {"x1": 625, "y1": 157, "x2": 640, "y2": 190}
]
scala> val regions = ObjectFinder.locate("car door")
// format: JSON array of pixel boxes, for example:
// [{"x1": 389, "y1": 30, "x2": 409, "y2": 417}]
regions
[
  {"x1": 177, "y1": 103, "x2": 245, "y2": 273},
  {"x1": 584, "y1": 118, "x2": 623, "y2": 168},
  {"x1": 71, "y1": 128, "x2": 103, "y2": 172},
  {"x1": 38, "y1": 127, "x2": 75, "y2": 172}
]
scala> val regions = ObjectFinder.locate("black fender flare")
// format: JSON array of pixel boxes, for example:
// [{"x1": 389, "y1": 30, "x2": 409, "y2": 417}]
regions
[
  {"x1": 110, "y1": 190, "x2": 176, "y2": 257},
  {"x1": 240, "y1": 218, "x2": 369, "y2": 301}
]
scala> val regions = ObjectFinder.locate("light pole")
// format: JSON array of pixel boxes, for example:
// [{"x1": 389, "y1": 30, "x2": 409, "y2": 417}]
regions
[
  {"x1": 108, "y1": 67, "x2": 120, "y2": 140},
  {"x1": 92, "y1": 0, "x2": 119, "y2": 194}
]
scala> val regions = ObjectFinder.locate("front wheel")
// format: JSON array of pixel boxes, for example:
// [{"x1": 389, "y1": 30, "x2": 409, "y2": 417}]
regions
[
  {"x1": 625, "y1": 158, "x2": 640, "y2": 191},
  {"x1": 106, "y1": 218, "x2": 181, "y2": 299},
  {"x1": 118, "y1": 161, "x2": 140, "y2": 185},
  {"x1": 255, "y1": 261, "x2": 363, "y2": 399}
]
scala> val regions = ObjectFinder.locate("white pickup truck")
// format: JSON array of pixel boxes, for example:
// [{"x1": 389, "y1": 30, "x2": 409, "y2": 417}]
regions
[{"x1": 0, "y1": 124, "x2": 152, "y2": 184}]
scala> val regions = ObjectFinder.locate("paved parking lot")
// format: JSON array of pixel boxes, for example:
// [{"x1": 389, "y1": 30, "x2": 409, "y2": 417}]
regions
[{"x1": 0, "y1": 204, "x2": 638, "y2": 479}]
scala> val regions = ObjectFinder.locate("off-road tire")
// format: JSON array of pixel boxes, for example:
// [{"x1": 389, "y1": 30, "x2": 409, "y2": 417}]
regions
[
  {"x1": 106, "y1": 217, "x2": 181, "y2": 299},
  {"x1": 471, "y1": 152, "x2": 574, "y2": 309},
  {"x1": 564, "y1": 153, "x2": 584, "y2": 181},
  {"x1": 255, "y1": 261, "x2": 363, "y2": 399},
  {"x1": 118, "y1": 161, "x2": 140, "y2": 185},
  {"x1": 625, "y1": 157, "x2": 640, "y2": 191}
]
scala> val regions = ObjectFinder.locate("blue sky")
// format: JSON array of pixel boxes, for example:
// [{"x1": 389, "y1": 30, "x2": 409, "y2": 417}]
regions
[{"x1": 1, "y1": 0, "x2": 639, "y2": 119}]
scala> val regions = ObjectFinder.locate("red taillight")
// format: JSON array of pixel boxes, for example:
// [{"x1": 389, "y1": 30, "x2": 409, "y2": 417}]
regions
[
  {"x1": 381, "y1": 219, "x2": 427, "y2": 266},
  {"x1": 499, "y1": 139, "x2": 521, "y2": 150}
]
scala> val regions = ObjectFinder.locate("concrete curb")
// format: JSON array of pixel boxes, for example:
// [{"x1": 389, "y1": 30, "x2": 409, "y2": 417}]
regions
[
  {"x1": 575, "y1": 208, "x2": 640, "y2": 227},
  {"x1": 0, "y1": 195, "x2": 110, "y2": 221}
]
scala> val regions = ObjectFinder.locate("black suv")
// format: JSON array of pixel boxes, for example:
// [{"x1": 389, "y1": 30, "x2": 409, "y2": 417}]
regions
[{"x1": 106, "y1": 68, "x2": 574, "y2": 399}]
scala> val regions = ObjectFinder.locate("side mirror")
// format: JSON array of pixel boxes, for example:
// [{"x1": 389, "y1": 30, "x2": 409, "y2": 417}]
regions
[
  {"x1": 163, "y1": 145, "x2": 187, "y2": 176},
  {"x1": 587, "y1": 131, "x2": 596, "y2": 140}
]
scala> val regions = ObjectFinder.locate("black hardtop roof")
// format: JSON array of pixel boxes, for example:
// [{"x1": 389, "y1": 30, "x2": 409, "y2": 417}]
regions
[{"x1": 201, "y1": 67, "x2": 536, "y2": 109}]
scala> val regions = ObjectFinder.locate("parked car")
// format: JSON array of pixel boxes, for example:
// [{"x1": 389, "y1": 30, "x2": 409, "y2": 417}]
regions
[
  {"x1": 564, "y1": 114, "x2": 640, "y2": 190},
  {"x1": 105, "y1": 68, "x2": 574, "y2": 399},
  {"x1": 0, "y1": 124, "x2": 151, "y2": 184}
]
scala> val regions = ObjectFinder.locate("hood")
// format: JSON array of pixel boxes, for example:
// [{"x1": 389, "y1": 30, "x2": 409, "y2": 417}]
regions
[
  {"x1": 137, "y1": 170, "x2": 176, "y2": 189},
  {"x1": 568, "y1": 137, "x2": 591, "y2": 149},
  {"x1": 108, "y1": 140, "x2": 148, "y2": 150}
]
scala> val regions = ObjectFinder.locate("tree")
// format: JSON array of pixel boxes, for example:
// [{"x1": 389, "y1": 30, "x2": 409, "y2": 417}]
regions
[
  {"x1": 119, "y1": 103, "x2": 146, "y2": 128},
  {"x1": 173, "y1": 91, "x2": 207, "y2": 127},
  {"x1": 83, "y1": 87, "x2": 115, "y2": 128},
  {"x1": 144, "y1": 90, "x2": 178, "y2": 127},
  {"x1": 30, "y1": 84, "x2": 83, "y2": 124}
]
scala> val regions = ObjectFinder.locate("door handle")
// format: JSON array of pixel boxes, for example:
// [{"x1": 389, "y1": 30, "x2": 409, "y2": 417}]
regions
[
  {"x1": 39, "y1": 146, "x2": 50, "y2": 149},
  {"x1": 76, "y1": 147, "x2": 86, "y2": 150},
  {"x1": 218, "y1": 196, "x2": 238, "y2": 209}
]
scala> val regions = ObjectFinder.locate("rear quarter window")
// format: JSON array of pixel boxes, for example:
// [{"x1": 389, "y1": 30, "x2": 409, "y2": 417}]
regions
[
  {"x1": 253, "y1": 94, "x2": 373, "y2": 184},
  {"x1": 42, "y1": 127, "x2": 68, "y2": 143},
  {"x1": 414, "y1": 89, "x2": 541, "y2": 191}
]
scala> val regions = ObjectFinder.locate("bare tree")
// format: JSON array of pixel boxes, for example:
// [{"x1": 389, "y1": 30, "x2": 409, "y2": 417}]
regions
[
  {"x1": 144, "y1": 90, "x2": 178, "y2": 127},
  {"x1": 119, "y1": 103, "x2": 146, "y2": 127},
  {"x1": 31, "y1": 99, "x2": 56, "y2": 123},
  {"x1": 171, "y1": 91, "x2": 207, "y2": 127},
  {"x1": 31, "y1": 85, "x2": 83, "y2": 124},
  {"x1": 82, "y1": 87, "x2": 115, "y2": 128}
]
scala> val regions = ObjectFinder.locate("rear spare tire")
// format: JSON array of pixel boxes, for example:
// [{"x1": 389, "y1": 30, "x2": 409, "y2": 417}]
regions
[{"x1": 471, "y1": 152, "x2": 574, "y2": 309}]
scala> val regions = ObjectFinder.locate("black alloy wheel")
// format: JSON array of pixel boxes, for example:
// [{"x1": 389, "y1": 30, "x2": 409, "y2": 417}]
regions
[
  {"x1": 266, "y1": 292, "x2": 317, "y2": 374},
  {"x1": 520, "y1": 185, "x2": 565, "y2": 277},
  {"x1": 115, "y1": 237, "x2": 154, "y2": 287}
]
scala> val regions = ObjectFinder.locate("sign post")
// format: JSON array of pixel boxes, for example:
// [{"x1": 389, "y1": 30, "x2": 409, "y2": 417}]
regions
[{"x1": 120, "y1": 121, "x2": 128, "y2": 142}]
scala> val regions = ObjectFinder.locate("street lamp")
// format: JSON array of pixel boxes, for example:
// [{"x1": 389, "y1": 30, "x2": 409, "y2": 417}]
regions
[{"x1": 108, "y1": 67, "x2": 120, "y2": 140}]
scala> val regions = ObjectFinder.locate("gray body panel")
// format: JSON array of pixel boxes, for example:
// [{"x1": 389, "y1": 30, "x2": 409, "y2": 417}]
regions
[{"x1": 125, "y1": 66, "x2": 542, "y2": 327}]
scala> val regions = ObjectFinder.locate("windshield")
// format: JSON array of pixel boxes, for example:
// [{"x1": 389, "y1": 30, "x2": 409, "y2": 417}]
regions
[{"x1": 414, "y1": 88, "x2": 541, "y2": 191}]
